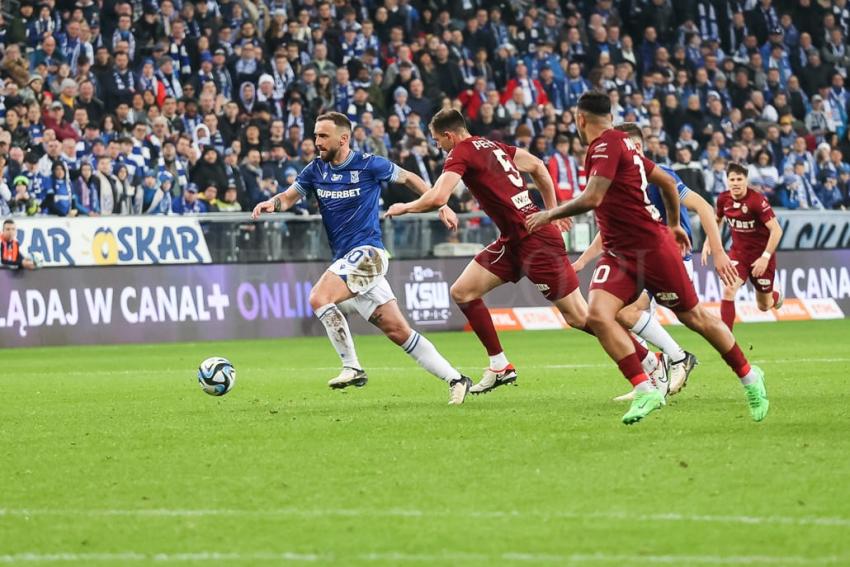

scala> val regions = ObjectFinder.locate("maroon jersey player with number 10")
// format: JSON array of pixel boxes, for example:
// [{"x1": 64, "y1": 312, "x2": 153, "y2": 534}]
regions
[
  {"x1": 705, "y1": 162, "x2": 784, "y2": 331},
  {"x1": 386, "y1": 109, "x2": 667, "y2": 398},
  {"x1": 525, "y1": 91, "x2": 770, "y2": 425}
]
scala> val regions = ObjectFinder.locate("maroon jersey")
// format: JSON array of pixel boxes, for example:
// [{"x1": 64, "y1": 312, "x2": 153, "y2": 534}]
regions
[
  {"x1": 584, "y1": 128, "x2": 668, "y2": 254},
  {"x1": 715, "y1": 189, "x2": 775, "y2": 256},
  {"x1": 443, "y1": 136, "x2": 548, "y2": 241}
]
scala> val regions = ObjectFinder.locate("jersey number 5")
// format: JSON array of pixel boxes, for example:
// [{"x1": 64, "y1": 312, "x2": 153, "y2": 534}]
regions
[
  {"x1": 494, "y1": 149, "x2": 524, "y2": 188},
  {"x1": 633, "y1": 155, "x2": 661, "y2": 221}
]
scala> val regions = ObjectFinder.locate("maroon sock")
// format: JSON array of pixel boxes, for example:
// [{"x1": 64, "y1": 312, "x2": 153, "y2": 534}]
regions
[
  {"x1": 722, "y1": 343, "x2": 751, "y2": 379},
  {"x1": 457, "y1": 299, "x2": 503, "y2": 356},
  {"x1": 720, "y1": 300, "x2": 736, "y2": 331},
  {"x1": 617, "y1": 353, "x2": 649, "y2": 386},
  {"x1": 630, "y1": 336, "x2": 649, "y2": 361},
  {"x1": 772, "y1": 290, "x2": 780, "y2": 306}
]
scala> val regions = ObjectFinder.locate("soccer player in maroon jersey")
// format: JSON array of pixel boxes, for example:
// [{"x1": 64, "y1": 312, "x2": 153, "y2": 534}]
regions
[
  {"x1": 704, "y1": 162, "x2": 784, "y2": 331},
  {"x1": 526, "y1": 92, "x2": 770, "y2": 424},
  {"x1": 386, "y1": 109, "x2": 667, "y2": 398}
]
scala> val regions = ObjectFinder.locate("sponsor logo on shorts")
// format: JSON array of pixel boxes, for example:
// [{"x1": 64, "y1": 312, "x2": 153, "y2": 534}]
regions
[
  {"x1": 656, "y1": 292, "x2": 680, "y2": 303},
  {"x1": 757, "y1": 278, "x2": 771, "y2": 286},
  {"x1": 404, "y1": 266, "x2": 451, "y2": 325},
  {"x1": 536, "y1": 283, "x2": 550, "y2": 292}
]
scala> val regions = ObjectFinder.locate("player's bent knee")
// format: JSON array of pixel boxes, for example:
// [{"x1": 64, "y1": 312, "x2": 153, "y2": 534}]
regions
[{"x1": 450, "y1": 283, "x2": 477, "y2": 304}]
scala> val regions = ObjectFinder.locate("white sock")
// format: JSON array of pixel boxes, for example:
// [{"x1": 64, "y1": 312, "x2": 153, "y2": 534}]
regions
[
  {"x1": 631, "y1": 311, "x2": 686, "y2": 362},
  {"x1": 740, "y1": 369, "x2": 759, "y2": 386},
  {"x1": 635, "y1": 380, "x2": 655, "y2": 393},
  {"x1": 316, "y1": 303, "x2": 361, "y2": 369},
  {"x1": 489, "y1": 352, "x2": 509, "y2": 371},
  {"x1": 402, "y1": 331, "x2": 462, "y2": 383},
  {"x1": 640, "y1": 349, "x2": 659, "y2": 374}
]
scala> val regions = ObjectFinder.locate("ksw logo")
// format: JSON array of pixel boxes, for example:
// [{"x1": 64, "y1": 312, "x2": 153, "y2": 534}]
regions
[{"x1": 404, "y1": 265, "x2": 451, "y2": 325}]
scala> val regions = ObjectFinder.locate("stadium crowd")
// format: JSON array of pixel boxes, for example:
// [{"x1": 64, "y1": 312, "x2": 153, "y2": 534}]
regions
[{"x1": 1, "y1": 0, "x2": 850, "y2": 218}]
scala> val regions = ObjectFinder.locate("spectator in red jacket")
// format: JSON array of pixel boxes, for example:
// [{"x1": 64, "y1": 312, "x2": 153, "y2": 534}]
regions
[
  {"x1": 42, "y1": 101, "x2": 79, "y2": 141},
  {"x1": 458, "y1": 77, "x2": 489, "y2": 122},
  {"x1": 500, "y1": 61, "x2": 549, "y2": 106}
]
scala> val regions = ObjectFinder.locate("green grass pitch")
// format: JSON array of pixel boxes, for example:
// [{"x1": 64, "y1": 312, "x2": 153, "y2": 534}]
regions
[{"x1": 2, "y1": 319, "x2": 849, "y2": 566}]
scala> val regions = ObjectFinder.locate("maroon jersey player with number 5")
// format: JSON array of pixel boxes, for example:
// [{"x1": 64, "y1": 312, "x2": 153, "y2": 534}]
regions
[
  {"x1": 705, "y1": 162, "x2": 784, "y2": 331},
  {"x1": 525, "y1": 91, "x2": 770, "y2": 424},
  {"x1": 387, "y1": 109, "x2": 667, "y2": 400}
]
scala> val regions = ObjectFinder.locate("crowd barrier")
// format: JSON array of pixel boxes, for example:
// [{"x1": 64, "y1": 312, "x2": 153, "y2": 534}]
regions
[
  {"x1": 9, "y1": 210, "x2": 850, "y2": 267},
  {"x1": 1, "y1": 249, "x2": 847, "y2": 347}
]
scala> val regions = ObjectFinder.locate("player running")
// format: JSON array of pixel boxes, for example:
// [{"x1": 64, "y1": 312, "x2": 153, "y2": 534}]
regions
[
  {"x1": 526, "y1": 92, "x2": 769, "y2": 424},
  {"x1": 252, "y1": 112, "x2": 473, "y2": 405},
  {"x1": 573, "y1": 122, "x2": 737, "y2": 401},
  {"x1": 386, "y1": 109, "x2": 667, "y2": 396},
  {"x1": 704, "y1": 162, "x2": 784, "y2": 331}
]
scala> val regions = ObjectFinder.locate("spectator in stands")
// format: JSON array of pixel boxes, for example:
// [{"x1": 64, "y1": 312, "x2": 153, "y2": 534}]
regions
[
  {"x1": 172, "y1": 183, "x2": 208, "y2": 215},
  {"x1": 748, "y1": 150, "x2": 782, "y2": 203}
]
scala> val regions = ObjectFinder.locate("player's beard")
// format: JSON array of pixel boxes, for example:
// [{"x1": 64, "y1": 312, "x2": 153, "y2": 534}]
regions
[
  {"x1": 577, "y1": 124, "x2": 588, "y2": 145},
  {"x1": 319, "y1": 146, "x2": 337, "y2": 162}
]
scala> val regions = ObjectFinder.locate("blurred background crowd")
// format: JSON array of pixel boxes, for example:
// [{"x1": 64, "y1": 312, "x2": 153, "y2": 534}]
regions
[{"x1": 1, "y1": 0, "x2": 850, "y2": 218}]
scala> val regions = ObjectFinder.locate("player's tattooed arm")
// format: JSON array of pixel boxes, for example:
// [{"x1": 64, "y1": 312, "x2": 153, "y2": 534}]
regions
[
  {"x1": 525, "y1": 174, "x2": 611, "y2": 232},
  {"x1": 251, "y1": 186, "x2": 302, "y2": 219}
]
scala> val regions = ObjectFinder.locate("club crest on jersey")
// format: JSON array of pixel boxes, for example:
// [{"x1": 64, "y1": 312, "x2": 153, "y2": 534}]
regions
[
  {"x1": 331, "y1": 173, "x2": 343, "y2": 182},
  {"x1": 351, "y1": 171, "x2": 359, "y2": 183},
  {"x1": 742, "y1": 204, "x2": 748, "y2": 213}
]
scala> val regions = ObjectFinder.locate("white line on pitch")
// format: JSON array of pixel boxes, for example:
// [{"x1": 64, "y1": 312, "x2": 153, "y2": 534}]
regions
[
  {"x1": 0, "y1": 551, "x2": 845, "y2": 564},
  {"x1": 2, "y1": 507, "x2": 849, "y2": 528}
]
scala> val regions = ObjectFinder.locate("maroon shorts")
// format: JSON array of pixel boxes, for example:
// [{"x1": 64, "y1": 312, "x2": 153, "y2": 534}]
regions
[
  {"x1": 475, "y1": 227, "x2": 579, "y2": 301},
  {"x1": 589, "y1": 233, "x2": 699, "y2": 313},
  {"x1": 729, "y1": 249, "x2": 776, "y2": 293}
]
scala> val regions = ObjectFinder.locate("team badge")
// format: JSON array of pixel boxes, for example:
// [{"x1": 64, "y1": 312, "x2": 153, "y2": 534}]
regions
[
  {"x1": 742, "y1": 204, "x2": 748, "y2": 213},
  {"x1": 351, "y1": 171, "x2": 359, "y2": 183}
]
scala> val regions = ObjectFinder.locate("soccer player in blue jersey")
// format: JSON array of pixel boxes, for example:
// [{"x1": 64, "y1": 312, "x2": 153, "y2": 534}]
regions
[
  {"x1": 252, "y1": 112, "x2": 473, "y2": 404},
  {"x1": 572, "y1": 122, "x2": 738, "y2": 400}
]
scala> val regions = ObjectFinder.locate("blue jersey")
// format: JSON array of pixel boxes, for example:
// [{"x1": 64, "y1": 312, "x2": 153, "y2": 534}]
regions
[
  {"x1": 647, "y1": 164, "x2": 693, "y2": 260},
  {"x1": 294, "y1": 151, "x2": 401, "y2": 260}
]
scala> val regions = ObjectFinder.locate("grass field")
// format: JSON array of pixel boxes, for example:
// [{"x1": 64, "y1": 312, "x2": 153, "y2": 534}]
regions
[{"x1": 2, "y1": 319, "x2": 849, "y2": 566}]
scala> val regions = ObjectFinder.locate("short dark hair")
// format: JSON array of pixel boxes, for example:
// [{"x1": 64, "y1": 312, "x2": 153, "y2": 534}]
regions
[
  {"x1": 429, "y1": 109, "x2": 467, "y2": 134},
  {"x1": 727, "y1": 162, "x2": 749, "y2": 177},
  {"x1": 316, "y1": 111, "x2": 352, "y2": 133},
  {"x1": 3, "y1": 219, "x2": 15, "y2": 227},
  {"x1": 577, "y1": 91, "x2": 611, "y2": 116},
  {"x1": 614, "y1": 122, "x2": 643, "y2": 143}
]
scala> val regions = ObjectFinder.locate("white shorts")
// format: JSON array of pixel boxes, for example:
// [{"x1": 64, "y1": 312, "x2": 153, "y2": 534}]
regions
[
  {"x1": 330, "y1": 246, "x2": 396, "y2": 321},
  {"x1": 648, "y1": 257, "x2": 694, "y2": 315}
]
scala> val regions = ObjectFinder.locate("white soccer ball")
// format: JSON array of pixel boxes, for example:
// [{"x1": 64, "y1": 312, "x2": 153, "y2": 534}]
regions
[
  {"x1": 29, "y1": 251, "x2": 44, "y2": 268},
  {"x1": 197, "y1": 357, "x2": 236, "y2": 396}
]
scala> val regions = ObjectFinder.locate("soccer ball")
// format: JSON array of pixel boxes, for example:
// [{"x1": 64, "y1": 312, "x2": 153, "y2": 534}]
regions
[{"x1": 197, "y1": 357, "x2": 236, "y2": 396}]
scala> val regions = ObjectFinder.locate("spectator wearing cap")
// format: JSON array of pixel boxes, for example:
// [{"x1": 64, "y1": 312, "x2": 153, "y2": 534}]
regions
[
  {"x1": 6, "y1": 2, "x2": 34, "y2": 47},
  {"x1": 134, "y1": 4, "x2": 166, "y2": 51},
  {"x1": 156, "y1": 56, "x2": 183, "y2": 100},
  {"x1": 172, "y1": 182, "x2": 208, "y2": 215},
  {"x1": 216, "y1": 182, "x2": 243, "y2": 213},
  {"x1": 56, "y1": 78, "x2": 78, "y2": 118},
  {"x1": 9, "y1": 175, "x2": 39, "y2": 216},
  {"x1": 806, "y1": 94, "x2": 837, "y2": 143},
  {"x1": 43, "y1": 100, "x2": 79, "y2": 141},
  {"x1": 818, "y1": 169, "x2": 845, "y2": 209}
]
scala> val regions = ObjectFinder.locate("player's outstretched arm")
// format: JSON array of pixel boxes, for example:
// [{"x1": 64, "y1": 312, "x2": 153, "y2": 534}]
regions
[
  {"x1": 751, "y1": 218, "x2": 783, "y2": 277},
  {"x1": 525, "y1": 174, "x2": 611, "y2": 232},
  {"x1": 572, "y1": 232, "x2": 603, "y2": 272},
  {"x1": 394, "y1": 168, "x2": 458, "y2": 230},
  {"x1": 251, "y1": 186, "x2": 303, "y2": 219},
  {"x1": 683, "y1": 192, "x2": 737, "y2": 286},
  {"x1": 385, "y1": 171, "x2": 462, "y2": 217},
  {"x1": 513, "y1": 148, "x2": 572, "y2": 232}
]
